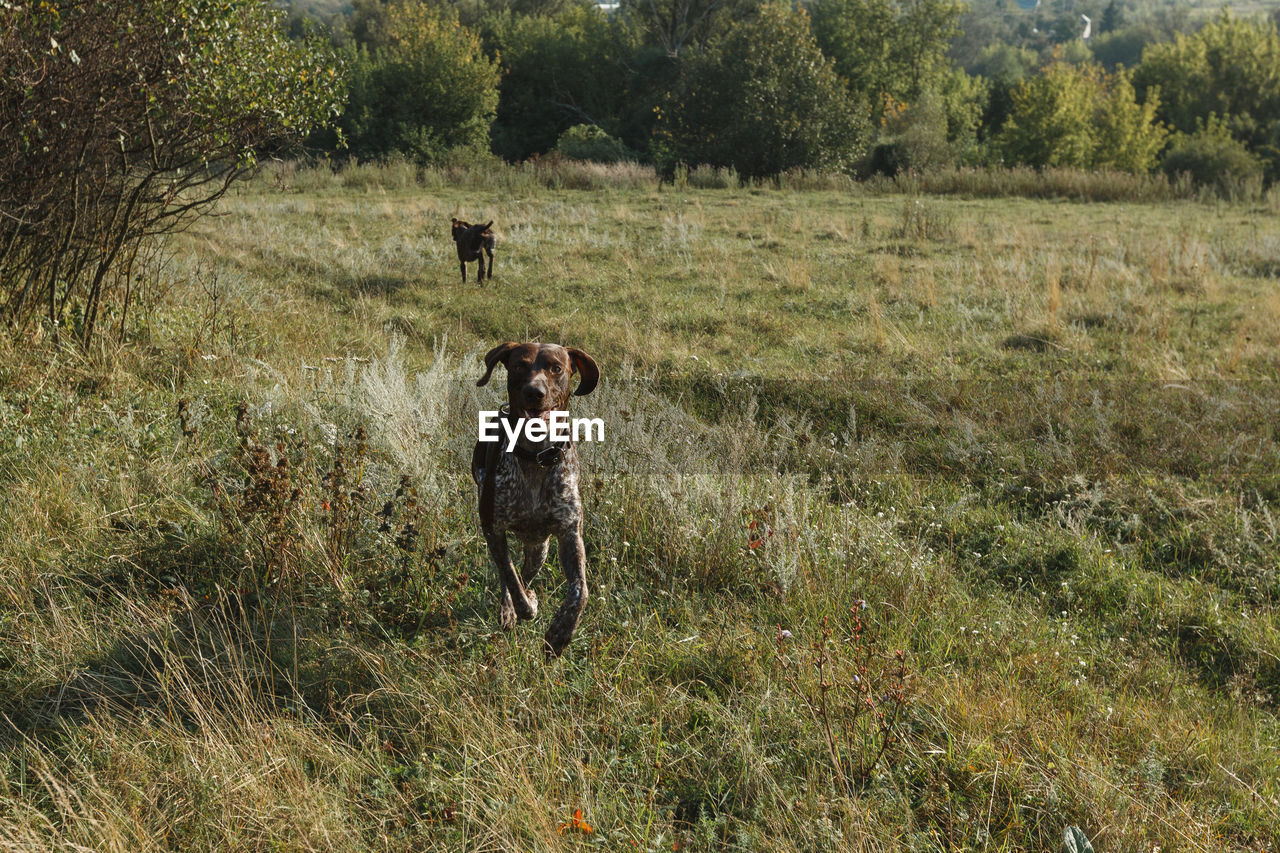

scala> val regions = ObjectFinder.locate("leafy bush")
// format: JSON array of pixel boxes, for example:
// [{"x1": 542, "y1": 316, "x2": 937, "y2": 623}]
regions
[
  {"x1": 868, "y1": 91, "x2": 955, "y2": 175},
  {"x1": 552, "y1": 124, "x2": 636, "y2": 163},
  {"x1": 1160, "y1": 118, "x2": 1265, "y2": 199},
  {"x1": 0, "y1": 0, "x2": 343, "y2": 345}
]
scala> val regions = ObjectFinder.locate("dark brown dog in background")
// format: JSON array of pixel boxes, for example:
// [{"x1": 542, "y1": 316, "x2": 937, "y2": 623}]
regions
[
  {"x1": 451, "y1": 218, "x2": 494, "y2": 283},
  {"x1": 472, "y1": 341, "x2": 599, "y2": 656}
]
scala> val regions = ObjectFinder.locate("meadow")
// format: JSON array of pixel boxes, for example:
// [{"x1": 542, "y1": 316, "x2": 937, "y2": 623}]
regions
[{"x1": 1, "y1": 161, "x2": 1278, "y2": 851}]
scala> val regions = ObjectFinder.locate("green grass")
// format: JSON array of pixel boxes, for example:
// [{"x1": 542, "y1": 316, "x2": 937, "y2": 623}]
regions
[{"x1": 1, "y1": 161, "x2": 1278, "y2": 851}]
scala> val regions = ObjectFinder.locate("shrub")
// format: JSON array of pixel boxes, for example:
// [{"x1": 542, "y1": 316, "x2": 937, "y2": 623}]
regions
[
  {"x1": 868, "y1": 90, "x2": 954, "y2": 176},
  {"x1": 1160, "y1": 118, "x2": 1265, "y2": 199},
  {"x1": 865, "y1": 81, "x2": 983, "y2": 175},
  {"x1": 552, "y1": 124, "x2": 636, "y2": 163},
  {"x1": 0, "y1": 0, "x2": 343, "y2": 345},
  {"x1": 769, "y1": 609, "x2": 910, "y2": 794}
]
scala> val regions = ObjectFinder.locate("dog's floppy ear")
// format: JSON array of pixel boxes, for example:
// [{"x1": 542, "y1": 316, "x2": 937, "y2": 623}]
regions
[
  {"x1": 567, "y1": 348, "x2": 599, "y2": 396},
  {"x1": 477, "y1": 342, "x2": 520, "y2": 387}
]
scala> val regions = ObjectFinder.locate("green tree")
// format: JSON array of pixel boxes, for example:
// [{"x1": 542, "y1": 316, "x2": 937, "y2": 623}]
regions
[
  {"x1": 997, "y1": 59, "x2": 1165, "y2": 171},
  {"x1": 485, "y1": 5, "x2": 641, "y2": 161},
  {"x1": 347, "y1": 0, "x2": 396, "y2": 49},
  {"x1": 1135, "y1": 11, "x2": 1280, "y2": 140},
  {"x1": 807, "y1": 0, "x2": 963, "y2": 107},
  {"x1": 1134, "y1": 11, "x2": 1280, "y2": 175},
  {"x1": 1092, "y1": 22, "x2": 1165, "y2": 70},
  {"x1": 0, "y1": 0, "x2": 343, "y2": 344},
  {"x1": 341, "y1": 3, "x2": 499, "y2": 163},
  {"x1": 621, "y1": 0, "x2": 759, "y2": 57},
  {"x1": 970, "y1": 42, "x2": 1039, "y2": 135},
  {"x1": 971, "y1": 42, "x2": 1040, "y2": 87},
  {"x1": 997, "y1": 61, "x2": 1098, "y2": 167},
  {"x1": 1094, "y1": 69, "x2": 1168, "y2": 172},
  {"x1": 1099, "y1": 0, "x2": 1121, "y2": 34},
  {"x1": 937, "y1": 69, "x2": 990, "y2": 163},
  {"x1": 655, "y1": 3, "x2": 869, "y2": 176}
]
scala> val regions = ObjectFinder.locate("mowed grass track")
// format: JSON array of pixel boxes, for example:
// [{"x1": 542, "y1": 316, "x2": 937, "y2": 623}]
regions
[{"x1": 1, "y1": 165, "x2": 1278, "y2": 852}]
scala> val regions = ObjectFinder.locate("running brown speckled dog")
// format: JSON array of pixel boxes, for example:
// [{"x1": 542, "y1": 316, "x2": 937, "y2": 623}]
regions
[
  {"x1": 451, "y1": 218, "x2": 494, "y2": 283},
  {"x1": 472, "y1": 342, "x2": 599, "y2": 656}
]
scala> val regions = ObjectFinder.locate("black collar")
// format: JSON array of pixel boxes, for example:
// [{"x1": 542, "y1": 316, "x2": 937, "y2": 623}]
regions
[
  {"x1": 498, "y1": 406, "x2": 570, "y2": 468},
  {"x1": 512, "y1": 443, "x2": 565, "y2": 466}
]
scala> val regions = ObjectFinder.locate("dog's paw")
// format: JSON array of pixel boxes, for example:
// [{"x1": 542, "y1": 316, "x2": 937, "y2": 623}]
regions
[
  {"x1": 542, "y1": 633, "x2": 567, "y2": 659},
  {"x1": 516, "y1": 590, "x2": 538, "y2": 621},
  {"x1": 542, "y1": 618, "x2": 576, "y2": 658}
]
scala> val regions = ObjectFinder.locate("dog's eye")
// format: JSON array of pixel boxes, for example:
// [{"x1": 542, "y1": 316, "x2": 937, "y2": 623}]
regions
[{"x1": 549, "y1": 364, "x2": 563, "y2": 374}]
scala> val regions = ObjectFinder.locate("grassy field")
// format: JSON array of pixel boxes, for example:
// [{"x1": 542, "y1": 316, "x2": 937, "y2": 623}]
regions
[{"x1": 1, "y1": 161, "x2": 1278, "y2": 851}]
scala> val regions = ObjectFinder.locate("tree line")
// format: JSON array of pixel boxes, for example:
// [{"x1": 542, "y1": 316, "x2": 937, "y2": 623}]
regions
[{"x1": 292, "y1": 0, "x2": 1280, "y2": 189}]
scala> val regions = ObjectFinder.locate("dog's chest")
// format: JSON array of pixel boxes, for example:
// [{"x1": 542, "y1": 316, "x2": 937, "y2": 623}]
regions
[{"x1": 492, "y1": 451, "x2": 582, "y2": 536}]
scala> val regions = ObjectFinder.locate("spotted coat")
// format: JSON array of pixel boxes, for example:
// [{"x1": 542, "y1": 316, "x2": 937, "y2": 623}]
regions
[{"x1": 472, "y1": 342, "x2": 599, "y2": 656}]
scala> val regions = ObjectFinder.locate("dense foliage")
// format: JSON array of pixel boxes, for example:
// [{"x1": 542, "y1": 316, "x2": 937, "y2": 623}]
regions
[
  {"x1": 289, "y1": 0, "x2": 1278, "y2": 192},
  {"x1": 339, "y1": 3, "x2": 499, "y2": 163},
  {"x1": 807, "y1": 0, "x2": 964, "y2": 110},
  {"x1": 1133, "y1": 11, "x2": 1280, "y2": 178},
  {"x1": 654, "y1": 4, "x2": 868, "y2": 177},
  {"x1": 552, "y1": 123, "x2": 638, "y2": 162},
  {"x1": 997, "y1": 60, "x2": 1167, "y2": 172},
  {"x1": 483, "y1": 6, "x2": 640, "y2": 161}
]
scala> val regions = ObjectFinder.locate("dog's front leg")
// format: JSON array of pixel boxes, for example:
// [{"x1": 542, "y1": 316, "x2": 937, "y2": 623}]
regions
[
  {"x1": 485, "y1": 247, "x2": 494, "y2": 280},
  {"x1": 544, "y1": 525, "x2": 588, "y2": 657},
  {"x1": 476, "y1": 251, "x2": 486, "y2": 282},
  {"x1": 459, "y1": 259, "x2": 468, "y2": 283},
  {"x1": 483, "y1": 527, "x2": 538, "y2": 628},
  {"x1": 521, "y1": 538, "x2": 549, "y2": 585}
]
